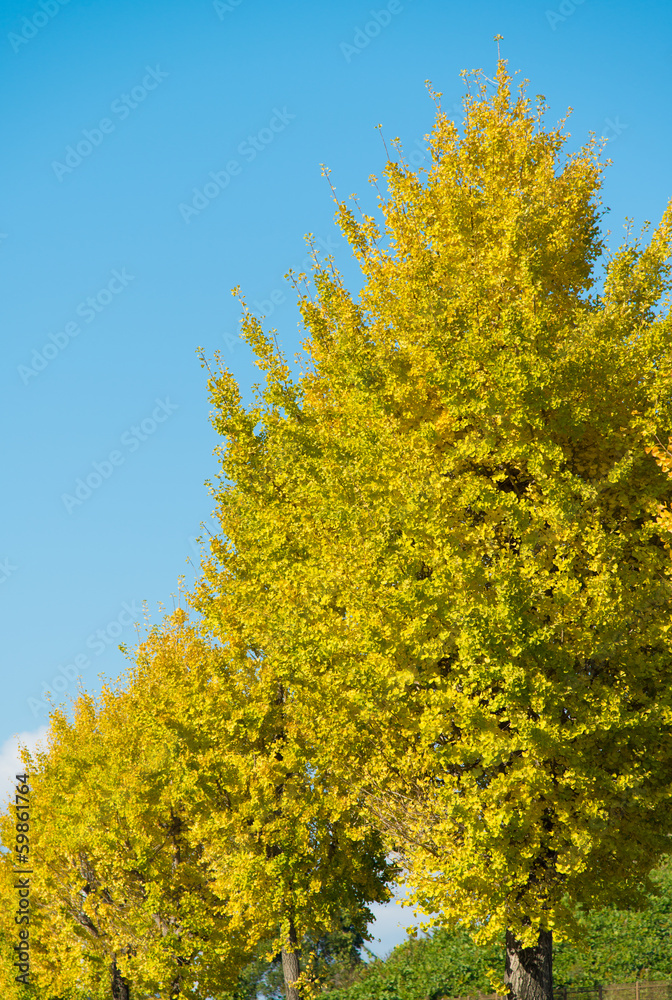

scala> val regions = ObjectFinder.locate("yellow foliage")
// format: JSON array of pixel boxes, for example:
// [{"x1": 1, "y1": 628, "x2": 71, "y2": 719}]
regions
[
  {"x1": 0, "y1": 613, "x2": 391, "y2": 996},
  {"x1": 195, "y1": 59, "x2": 672, "y2": 952}
]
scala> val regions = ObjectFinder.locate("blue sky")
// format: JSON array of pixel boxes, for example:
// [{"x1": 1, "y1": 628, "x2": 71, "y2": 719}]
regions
[{"x1": 1, "y1": 0, "x2": 671, "y2": 956}]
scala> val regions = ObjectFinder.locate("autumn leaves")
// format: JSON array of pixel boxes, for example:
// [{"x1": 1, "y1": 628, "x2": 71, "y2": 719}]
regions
[{"x1": 3, "y1": 59, "x2": 672, "y2": 1000}]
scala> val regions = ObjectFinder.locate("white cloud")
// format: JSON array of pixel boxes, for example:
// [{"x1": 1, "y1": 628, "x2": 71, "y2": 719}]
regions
[{"x1": 0, "y1": 726, "x2": 49, "y2": 814}]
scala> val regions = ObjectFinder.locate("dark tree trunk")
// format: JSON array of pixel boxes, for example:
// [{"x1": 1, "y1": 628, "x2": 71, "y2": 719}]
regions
[
  {"x1": 505, "y1": 929, "x2": 553, "y2": 1000},
  {"x1": 281, "y1": 918, "x2": 301, "y2": 1000},
  {"x1": 111, "y1": 955, "x2": 131, "y2": 1000}
]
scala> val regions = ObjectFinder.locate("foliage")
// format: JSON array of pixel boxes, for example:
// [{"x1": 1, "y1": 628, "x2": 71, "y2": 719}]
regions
[
  {"x1": 233, "y1": 918, "x2": 371, "y2": 1000},
  {"x1": 317, "y1": 862, "x2": 672, "y2": 1000},
  {"x1": 194, "y1": 55, "x2": 672, "y2": 973},
  {"x1": 0, "y1": 618, "x2": 249, "y2": 998},
  {"x1": 321, "y1": 929, "x2": 503, "y2": 1000},
  {"x1": 0, "y1": 613, "x2": 391, "y2": 998},
  {"x1": 554, "y1": 871, "x2": 672, "y2": 985}
]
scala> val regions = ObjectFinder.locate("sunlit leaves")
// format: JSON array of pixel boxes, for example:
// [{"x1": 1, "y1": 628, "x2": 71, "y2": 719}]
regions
[{"x1": 196, "y1": 58, "x2": 672, "y2": 958}]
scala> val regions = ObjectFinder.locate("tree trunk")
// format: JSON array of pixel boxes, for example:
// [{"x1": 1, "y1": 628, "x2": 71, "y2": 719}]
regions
[
  {"x1": 505, "y1": 929, "x2": 553, "y2": 1000},
  {"x1": 281, "y1": 918, "x2": 301, "y2": 1000},
  {"x1": 111, "y1": 955, "x2": 131, "y2": 1000}
]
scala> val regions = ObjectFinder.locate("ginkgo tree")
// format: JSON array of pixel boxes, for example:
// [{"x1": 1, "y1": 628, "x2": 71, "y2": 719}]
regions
[
  {"x1": 0, "y1": 610, "x2": 392, "y2": 999},
  {"x1": 194, "y1": 56, "x2": 672, "y2": 1000},
  {"x1": 0, "y1": 620, "x2": 255, "y2": 1000}
]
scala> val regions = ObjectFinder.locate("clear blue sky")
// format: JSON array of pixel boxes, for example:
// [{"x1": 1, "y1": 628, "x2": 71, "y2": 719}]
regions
[{"x1": 1, "y1": 0, "x2": 671, "y2": 955}]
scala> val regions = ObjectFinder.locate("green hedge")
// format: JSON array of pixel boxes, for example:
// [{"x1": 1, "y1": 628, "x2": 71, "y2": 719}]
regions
[{"x1": 322, "y1": 861, "x2": 672, "y2": 1000}]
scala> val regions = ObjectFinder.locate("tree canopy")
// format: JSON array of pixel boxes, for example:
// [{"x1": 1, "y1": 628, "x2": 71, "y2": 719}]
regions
[
  {"x1": 194, "y1": 58, "x2": 672, "y2": 998},
  {"x1": 0, "y1": 612, "x2": 391, "y2": 998}
]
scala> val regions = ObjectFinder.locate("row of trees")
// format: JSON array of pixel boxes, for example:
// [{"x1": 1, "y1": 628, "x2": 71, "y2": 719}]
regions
[
  {"x1": 2, "y1": 57, "x2": 672, "y2": 1000},
  {"x1": 0, "y1": 616, "x2": 391, "y2": 998}
]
